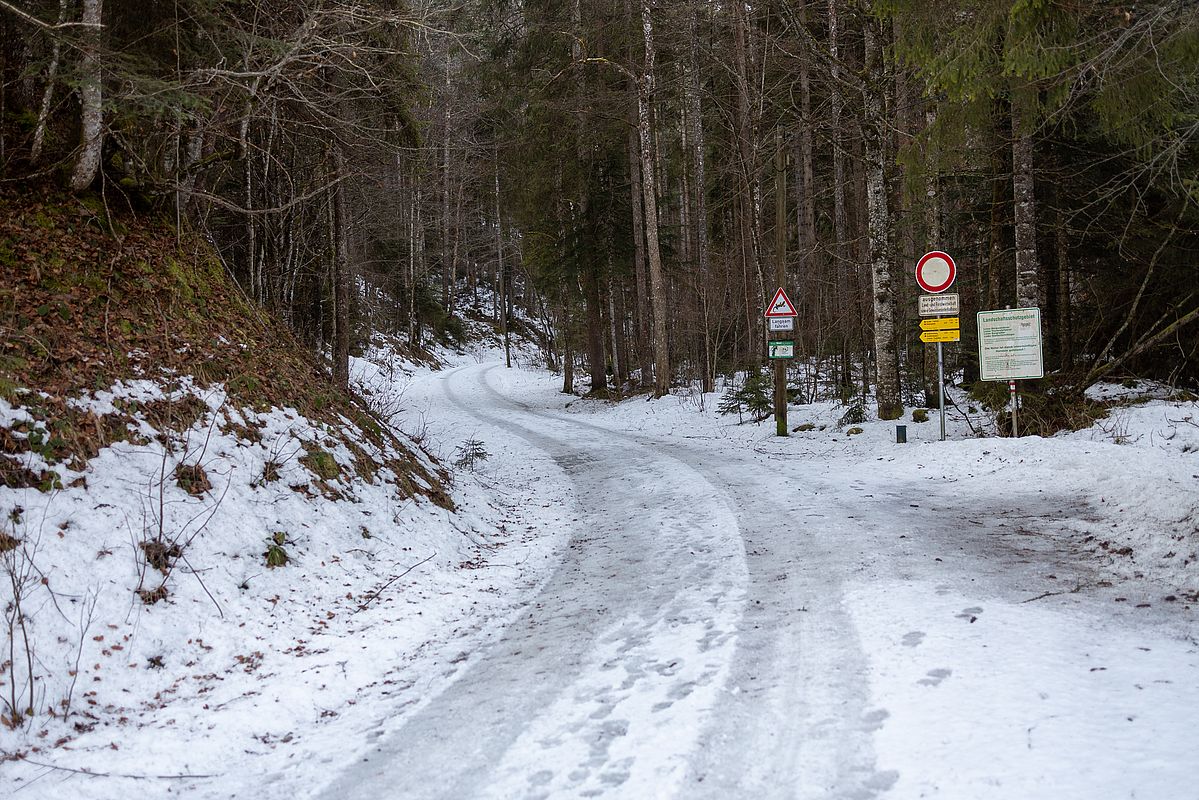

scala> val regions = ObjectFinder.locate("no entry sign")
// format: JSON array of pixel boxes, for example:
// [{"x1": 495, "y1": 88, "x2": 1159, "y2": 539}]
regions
[{"x1": 915, "y1": 251, "x2": 956, "y2": 294}]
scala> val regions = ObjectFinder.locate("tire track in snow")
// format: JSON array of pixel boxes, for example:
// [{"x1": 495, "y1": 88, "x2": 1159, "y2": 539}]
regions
[
  {"x1": 317, "y1": 364, "x2": 748, "y2": 799},
  {"x1": 469, "y1": 365, "x2": 893, "y2": 799}
]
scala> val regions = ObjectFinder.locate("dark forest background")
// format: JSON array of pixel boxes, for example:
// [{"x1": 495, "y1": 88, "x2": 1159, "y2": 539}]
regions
[{"x1": 3, "y1": 0, "x2": 1197, "y2": 430}]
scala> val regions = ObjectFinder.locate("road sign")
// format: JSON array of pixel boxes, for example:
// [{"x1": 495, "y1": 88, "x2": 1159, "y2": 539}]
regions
[
  {"x1": 768, "y1": 340, "x2": 795, "y2": 359},
  {"x1": 915, "y1": 251, "x2": 956, "y2": 294},
  {"x1": 920, "y1": 329, "x2": 961, "y2": 344},
  {"x1": 920, "y1": 317, "x2": 960, "y2": 331},
  {"x1": 918, "y1": 293, "x2": 959, "y2": 317},
  {"x1": 764, "y1": 287, "x2": 798, "y2": 317},
  {"x1": 769, "y1": 316, "x2": 795, "y2": 332},
  {"x1": 978, "y1": 308, "x2": 1043, "y2": 380}
]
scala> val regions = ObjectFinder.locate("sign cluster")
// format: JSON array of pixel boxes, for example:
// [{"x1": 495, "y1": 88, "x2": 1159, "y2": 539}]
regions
[
  {"x1": 915, "y1": 251, "x2": 960, "y2": 344},
  {"x1": 764, "y1": 287, "x2": 797, "y2": 360},
  {"x1": 913, "y1": 249, "x2": 1046, "y2": 440}
]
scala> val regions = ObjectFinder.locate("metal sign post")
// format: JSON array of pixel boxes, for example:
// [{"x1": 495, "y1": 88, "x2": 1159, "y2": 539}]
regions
[
  {"x1": 1009, "y1": 380, "x2": 1019, "y2": 437},
  {"x1": 938, "y1": 343, "x2": 946, "y2": 441}
]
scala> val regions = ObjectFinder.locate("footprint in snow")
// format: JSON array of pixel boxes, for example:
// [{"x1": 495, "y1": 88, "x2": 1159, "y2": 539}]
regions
[
  {"x1": 528, "y1": 770, "x2": 554, "y2": 787},
  {"x1": 918, "y1": 668, "x2": 952, "y2": 687},
  {"x1": 902, "y1": 631, "x2": 925, "y2": 648},
  {"x1": 861, "y1": 708, "x2": 890, "y2": 730},
  {"x1": 956, "y1": 607, "x2": 983, "y2": 622}
]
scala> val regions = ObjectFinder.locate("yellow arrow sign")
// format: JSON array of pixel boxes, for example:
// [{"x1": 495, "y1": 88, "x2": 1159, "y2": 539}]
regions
[
  {"x1": 920, "y1": 329, "x2": 961, "y2": 343},
  {"x1": 920, "y1": 317, "x2": 960, "y2": 331}
]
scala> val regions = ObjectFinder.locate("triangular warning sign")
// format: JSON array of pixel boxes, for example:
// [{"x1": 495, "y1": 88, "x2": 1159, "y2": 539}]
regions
[{"x1": 764, "y1": 287, "x2": 798, "y2": 317}]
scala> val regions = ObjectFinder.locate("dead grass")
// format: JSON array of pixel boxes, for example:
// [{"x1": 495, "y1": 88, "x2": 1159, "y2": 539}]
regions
[{"x1": 174, "y1": 463, "x2": 211, "y2": 496}]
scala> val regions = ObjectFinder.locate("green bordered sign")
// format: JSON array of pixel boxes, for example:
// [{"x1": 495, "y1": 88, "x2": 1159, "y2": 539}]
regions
[
  {"x1": 977, "y1": 308, "x2": 1044, "y2": 380},
  {"x1": 768, "y1": 340, "x2": 795, "y2": 359}
]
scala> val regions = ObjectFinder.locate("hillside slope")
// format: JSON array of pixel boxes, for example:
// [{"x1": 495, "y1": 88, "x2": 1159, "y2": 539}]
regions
[{"x1": 0, "y1": 190, "x2": 560, "y2": 793}]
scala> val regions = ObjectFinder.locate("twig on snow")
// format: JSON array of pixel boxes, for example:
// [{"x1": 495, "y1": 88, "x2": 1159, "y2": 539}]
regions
[
  {"x1": 353, "y1": 552, "x2": 436, "y2": 613},
  {"x1": 1021, "y1": 581, "x2": 1094, "y2": 604},
  {"x1": 17, "y1": 757, "x2": 217, "y2": 782}
]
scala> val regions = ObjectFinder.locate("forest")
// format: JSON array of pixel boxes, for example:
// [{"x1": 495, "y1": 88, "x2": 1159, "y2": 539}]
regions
[{"x1": 2, "y1": 0, "x2": 1197, "y2": 429}]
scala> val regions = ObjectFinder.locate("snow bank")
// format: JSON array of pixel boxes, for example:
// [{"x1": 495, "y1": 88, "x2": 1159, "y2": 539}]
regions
[{"x1": 0, "y1": 352, "x2": 570, "y2": 798}]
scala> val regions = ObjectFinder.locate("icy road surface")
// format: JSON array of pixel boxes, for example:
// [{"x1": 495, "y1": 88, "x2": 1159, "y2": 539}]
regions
[{"x1": 320, "y1": 362, "x2": 1199, "y2": 800}]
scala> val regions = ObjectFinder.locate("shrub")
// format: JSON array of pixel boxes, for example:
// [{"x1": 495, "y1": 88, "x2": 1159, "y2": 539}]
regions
[
  {"x1": 839, "y1": 401, "x2": 867, "y2": 426},
  {"x1": 718, "y1": 370, "x2": 773, "y2": 423},
  {"x1": 452, "y1": 439, "x2": 490, "y2": 471},
  {"x1": 264, "y1": 532, "x2": 289, "y2": 568},
  {"x1": 912, "y1": 408, "x2": 930, "y2": 423}
]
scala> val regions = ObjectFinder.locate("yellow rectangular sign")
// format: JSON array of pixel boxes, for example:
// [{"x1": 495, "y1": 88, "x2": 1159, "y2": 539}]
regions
[
  {"x1": 920, "y1": 329, "x2": 961, "y2": 343},
  {"x1": 920, "y1": 317, "x2": 960, "y2": 331}
]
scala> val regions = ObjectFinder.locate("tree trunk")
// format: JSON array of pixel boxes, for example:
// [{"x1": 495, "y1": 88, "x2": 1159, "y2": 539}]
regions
[
  {"x1": 332, "y1": 145, "x2": 351, "y2": 389},
  {"x1": 797, "y1": 0, "x2": 817, "y2": 346},
  {"x1": 734, "y1": 0, "x2": 766, "y2": 363},
  {"x1": 69, "y1": 0, "x2": 104, "y2": 192},
  {"x1": 1011, "y1": 92, "x2": 1040, "y2": 310},
  {"x1": 987, "y1": 98, "x2": 1009, "y2": 309},
  {"x1": 829, "y1": 0, "x2": 851, "y2": 388},
  {"x1": 1056, "y1": 206, "x2": 1072, "y2": 367},
  {"x1": 442, "y1": 55, "x2": 453, "y2": 312},
  {"x1": 608, "y1": 274, "x2": 627, "y2": 388},
  {"x1": 495, "y1": 152, "x2": 510, "y2": 368},
  {"x1": 638, "y1": 0, "x2": 670, "y2": 397},
  {"x1": 685, "y1": 2, "x2": 713, "y2": 392},
  {"x1": 628, "y1": 124, "x2": 653, "y2": 388},
  {"x1": 863, "y1": 17, "x2": 901, "y2": 420},
  {"x1": 922, "y1": 107, "x2": 941, "y2": 405},
  {"x1": 585, "y1": 264, "x2": 607, "y2": 394}
]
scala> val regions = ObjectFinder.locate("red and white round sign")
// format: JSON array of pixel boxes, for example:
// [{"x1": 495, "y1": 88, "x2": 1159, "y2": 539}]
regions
[{"x1": 915, "y1": 251, "x2": 956, "y2": 294}]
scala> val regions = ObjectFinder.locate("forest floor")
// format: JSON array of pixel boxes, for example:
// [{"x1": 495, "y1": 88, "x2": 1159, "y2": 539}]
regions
[{"x1": 4, "y1": 341, "x2": 1198, "y2": 799}]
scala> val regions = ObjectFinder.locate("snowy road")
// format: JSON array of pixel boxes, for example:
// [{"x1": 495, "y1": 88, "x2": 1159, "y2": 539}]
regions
[{"x1": 319, "y1": 362, "x2": 1199, "y2": 800}]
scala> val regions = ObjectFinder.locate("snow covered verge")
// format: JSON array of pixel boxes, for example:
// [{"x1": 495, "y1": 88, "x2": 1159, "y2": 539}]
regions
[{"x1": 0, "y1": 348, "x2": 573, "y2": 798}]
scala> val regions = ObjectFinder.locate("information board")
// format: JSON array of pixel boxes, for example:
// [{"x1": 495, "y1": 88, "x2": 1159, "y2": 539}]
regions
[{"x1": 977, "y1": 308, "x2": 1044, "y2": 381}]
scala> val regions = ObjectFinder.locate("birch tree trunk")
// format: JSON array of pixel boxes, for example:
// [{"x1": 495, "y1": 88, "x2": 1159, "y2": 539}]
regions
[
  {"x1": 863, "y1": 17, "x2": 901, "y2": 420},
  {"x1": 638, "y1": 0, "x2": 670, "y2": 397},
  {"x1": 69, "y1": 0, "x2": 104, "y2": 192},
  {"x1": 31, "y1": 0, "x2": 70, "y2": 164}
]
